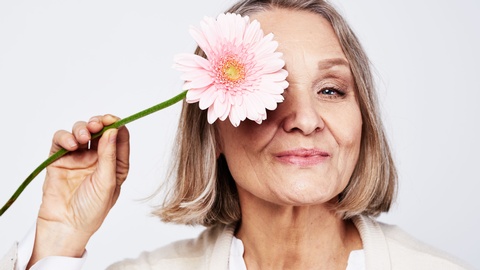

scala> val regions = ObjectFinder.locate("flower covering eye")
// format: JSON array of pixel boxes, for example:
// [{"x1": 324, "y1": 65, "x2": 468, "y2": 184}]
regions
[{"x1": 174, "y1": 12, "x2": 289, "y2": 127}]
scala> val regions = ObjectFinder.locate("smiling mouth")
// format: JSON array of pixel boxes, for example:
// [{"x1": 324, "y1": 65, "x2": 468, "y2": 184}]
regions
[{"x1": 275, "y1": 149, "x2": 330, "y2": 166}]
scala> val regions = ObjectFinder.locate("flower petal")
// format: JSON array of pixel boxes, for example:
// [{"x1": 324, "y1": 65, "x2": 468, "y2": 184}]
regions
[
  {"x1": 183, "y1": 74, "x2": 213, "y2": 89},
  {"x1": 198, "y1": 85, "x2": 218, "y2": 109},
  {"x1": 186, "y1": 87, "x2": 208, "y2": 102},
  {"x1": 207, "y1": 106, "x2": 219, "y2": 124},
  {"x1": 173, "y1": 53, "x2": 210, "y2": 70},
  {"x1": 213, "y1": 93, "x2": 229, "y2": 120}
]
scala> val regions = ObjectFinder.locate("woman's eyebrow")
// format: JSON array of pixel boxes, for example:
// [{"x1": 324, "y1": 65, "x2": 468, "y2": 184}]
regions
[{"x1": 317, "y1": 58, "x2": 350, "y2": 70}]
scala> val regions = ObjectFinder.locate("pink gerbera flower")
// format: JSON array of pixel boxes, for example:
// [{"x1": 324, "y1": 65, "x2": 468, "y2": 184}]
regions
[{"x1": 174, "y1": 12, "x2": 289, "y2": 127}]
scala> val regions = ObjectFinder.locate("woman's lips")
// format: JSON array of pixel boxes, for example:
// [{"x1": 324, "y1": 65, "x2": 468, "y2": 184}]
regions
[{"x1": 275, "y1": 148, "x2": 330, "y2": 166}]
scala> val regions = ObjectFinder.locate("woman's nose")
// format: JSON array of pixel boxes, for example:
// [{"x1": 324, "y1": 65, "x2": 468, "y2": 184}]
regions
[{"x1": 280, "y1": 89, "x2": 324, "y2": 135}]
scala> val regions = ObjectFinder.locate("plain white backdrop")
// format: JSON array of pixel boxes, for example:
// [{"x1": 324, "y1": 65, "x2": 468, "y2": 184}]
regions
[{"x1": 0, "y1": 0, "x2": 478, "y2": 269}]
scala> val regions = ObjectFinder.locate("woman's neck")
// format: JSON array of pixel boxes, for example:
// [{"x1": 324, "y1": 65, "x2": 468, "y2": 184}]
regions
[{"x1": 235, "y1": 192, "x2": 362, "y2": 270}]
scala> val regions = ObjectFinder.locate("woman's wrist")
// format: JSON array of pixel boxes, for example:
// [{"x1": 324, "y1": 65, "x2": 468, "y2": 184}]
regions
[{"x1": 27, "y1": 219, "x2": 90, "y2": 267}]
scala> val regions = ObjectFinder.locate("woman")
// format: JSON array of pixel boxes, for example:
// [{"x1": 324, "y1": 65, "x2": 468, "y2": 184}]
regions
[{"x1": 0, "y1": 0, "x2": 471, "y2": 269}]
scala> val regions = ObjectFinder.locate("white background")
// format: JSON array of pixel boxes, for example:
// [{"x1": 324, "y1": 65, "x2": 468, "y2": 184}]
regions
[{"x1": 0, "y1": 0, "x2": 478, "y2": 269}]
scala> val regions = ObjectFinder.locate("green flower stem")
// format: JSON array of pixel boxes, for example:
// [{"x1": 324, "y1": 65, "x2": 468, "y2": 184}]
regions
[{"x1": 0, "y1": 90, "x2": 187, "y2": 217}]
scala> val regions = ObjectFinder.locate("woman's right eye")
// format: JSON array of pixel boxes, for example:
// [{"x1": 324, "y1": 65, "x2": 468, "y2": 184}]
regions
[{"x1": 318, "y1": 87, "x2": 345, "y2": 99}]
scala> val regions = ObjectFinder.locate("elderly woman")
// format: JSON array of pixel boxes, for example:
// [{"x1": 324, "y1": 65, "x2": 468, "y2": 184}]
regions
[{"x1": 0, "y1": 0, "x2": 471, "y2": 269}]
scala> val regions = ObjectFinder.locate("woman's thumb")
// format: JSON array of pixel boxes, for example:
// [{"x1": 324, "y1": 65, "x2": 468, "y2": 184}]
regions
[{"x1": 94, "y1": 128, "x2": 118, "y2": 192}]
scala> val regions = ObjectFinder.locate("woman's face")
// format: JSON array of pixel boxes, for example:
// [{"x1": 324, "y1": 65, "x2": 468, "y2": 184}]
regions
[{"x1": 216, "y1": 8, "x2": 362, "y2": 206}]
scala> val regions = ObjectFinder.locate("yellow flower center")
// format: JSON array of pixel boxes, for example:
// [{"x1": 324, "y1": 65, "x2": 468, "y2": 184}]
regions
[{"x1": 221, "y1": 58, "x2": 245, "y2": 83}]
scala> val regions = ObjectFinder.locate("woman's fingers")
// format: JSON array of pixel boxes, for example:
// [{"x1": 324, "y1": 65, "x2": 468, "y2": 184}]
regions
[
  {"x1": 93, "y1": 128, "x2": 120, "y2": 195},
  {"x1": 50, "y1": 114, "x2": 122, "y2": 155},
  {"x1": 115, "y1": 126, "x2": 130, "y2": 187},
  {"x1": 100, "y1": 114, "x2": 120, "y2": 126},
  {"x1": 50, "y1": 130, "x2": 80, "y2": 154},
  {"x1": 72, "y1": 121, "x2": 91, "y2": 144},
  {"x1": 91, "y1": 124, "x2": 130, "y2": 202},
  {"x1": 87, "y1": 115, "x2": 120, "y2": 150},
  {"x1": 86, "y1": 114, "x2": 119, "y2": 133}
]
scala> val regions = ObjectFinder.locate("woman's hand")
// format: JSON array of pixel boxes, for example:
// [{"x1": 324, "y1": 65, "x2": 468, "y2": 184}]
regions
[{"x1": 28, "y1": 114, "x2": 130, "y2": 267}]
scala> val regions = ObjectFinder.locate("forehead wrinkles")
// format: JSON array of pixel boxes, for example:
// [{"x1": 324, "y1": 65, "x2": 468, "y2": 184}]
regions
[
  {"x1": 282, "y1": 42, "x2": 317, "y2": 81},
  {"x1": 283, "y1": 52, "x2": 349, "y2": 86}
]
